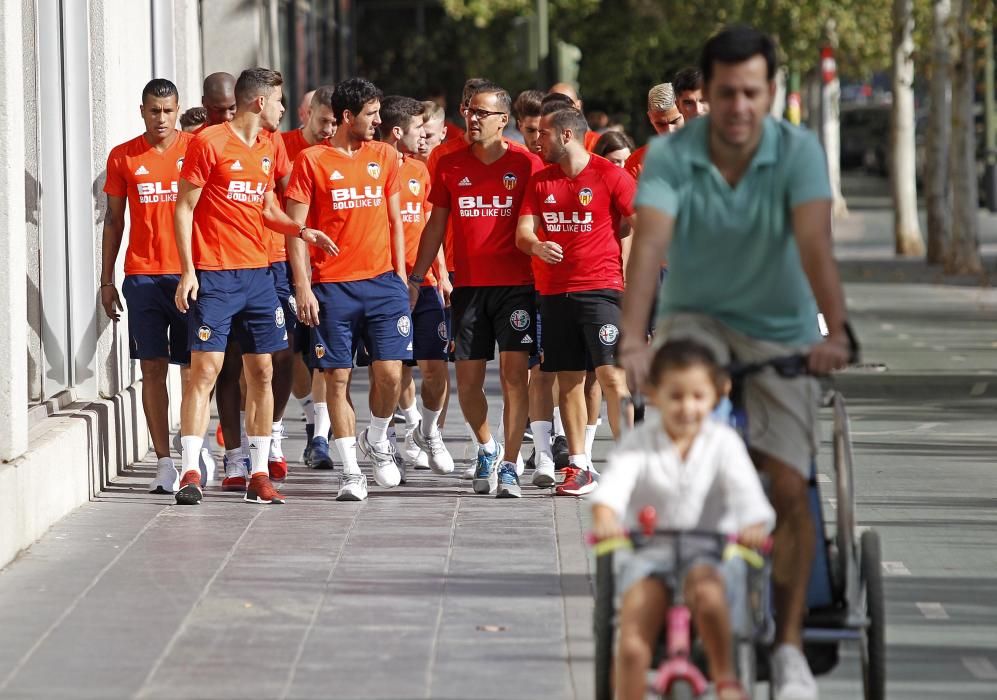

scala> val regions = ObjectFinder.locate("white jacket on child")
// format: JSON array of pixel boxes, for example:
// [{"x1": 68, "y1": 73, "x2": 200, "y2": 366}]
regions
[{"x1": 590, "y1": 419, "x2": 776, "y2": 534}]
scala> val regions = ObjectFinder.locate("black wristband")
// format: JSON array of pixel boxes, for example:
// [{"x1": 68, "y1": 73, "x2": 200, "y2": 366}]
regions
[{"x1": 408, "y1": 273, "x2": 425, "y2": 286}]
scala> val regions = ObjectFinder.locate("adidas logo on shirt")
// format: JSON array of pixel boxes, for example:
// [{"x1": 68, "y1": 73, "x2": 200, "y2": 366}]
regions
[
  {"x1": 458, "y1": 177, "x2": 473, "y2": 187},
  {"x1": 544, "y1": 194, "x2": 556, "y2": 204},
  {"x1": 134, "y1": 165, "x2": 149, "y2": 175},
  {"x1": 231, "y1": 160, "x2": 244, "y2": 171},
  {"x1": 330, "y1": 170, "x2": 345, "y2": 181}
]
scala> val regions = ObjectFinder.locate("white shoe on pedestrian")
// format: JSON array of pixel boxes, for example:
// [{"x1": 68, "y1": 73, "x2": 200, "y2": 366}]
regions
[
  {"x1": 198, "y1": 448, "x2": 216, "y2": 485},
  {"x1": 412, "y1": 423, "x2": 455, "y2": 474},
  {"x1": 336, "y1": 471, "x2": 368, "y2": 501},
  {"x1": 149, "y1": 457, "x2": 180, "y2": 494},
  {"x1": 403, "y1": 427, "x2": 430, "y2": 469},
  {"x1": 515, "y1": 451, "x2": 525, "y2": 477},
  {"x1": 358, "y1": 428, "x2": 401, "y2": 488},
  {"x1": 771, "y1": 644, "x2": 818, "y2": 700},
  {"x1": 531, "y1": 451, "x2": 556, "y2": 488}
]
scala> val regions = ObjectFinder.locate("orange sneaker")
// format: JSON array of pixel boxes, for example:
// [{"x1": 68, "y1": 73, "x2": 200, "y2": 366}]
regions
[
  {"x1": 268, "y1": 456, "x2": 288, "y2": 482},
  {"x1": 245, "y1": 473, "x2": 286, "y2": 504},
  {"x1": 215, "y1": 423, "x2": 225, "y2": 448},
  {"x1": 175, "y1": 470, "x2": 203, "y2": 505}
]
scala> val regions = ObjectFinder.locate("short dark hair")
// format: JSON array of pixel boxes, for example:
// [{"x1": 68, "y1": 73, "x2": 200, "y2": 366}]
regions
[
  {"x1": 700, "y1": 25, "x2": 777, "y2": 84},
  {"x1": 461, "y1": 78, "x2": 491, "y2": 106},
  {"x1": 545, "y1": 107, "x2": 588, "y2": 143},
  {"x1": 539, "y1": 92, "x2": 575, "y2": 116},
  {"x1": 179, "y1": 106, "x2": 206, "y2": 129},
  {"x1": 473, "y1": 83, "x2": 512, "y2": 115},
  {"x1": 234, "y1": 68, "x2": 283, "y2": 106},
  {"x1": 379, "y1": 95, "x2": 425, "y2": 134},
  {"x1": 673, "y1": 67, "x2": 703, "y2": 95},
  {"x1": 142, "y1": 78, "x2": 179, "y2": 103},
  {"x1": 593, "y1": 131, "x2": 635, "y2": 157},
  {"x1": 513, "y1": 89, "x2": 544, "y2": 121},
  {"x1": 310, "y1": 85, "x2": 336, "y2": 111},
  {"x1": 648, "y1": 339, "x2": 728, "y2": 396},
  {"x1": 332, "y1": 77, "x2": 383, "y2": 122}
]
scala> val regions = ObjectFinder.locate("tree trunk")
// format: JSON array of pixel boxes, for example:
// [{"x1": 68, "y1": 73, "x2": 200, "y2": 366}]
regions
[
  {"x1": 945, "y1": 0, "x2": 982, "y2": 274},
  {"x1": 891, "y1": 0, "x2": 925, "y2": 256},
  {"x1": 925, "y1": 0, "x2": 952, "y2": 264}
]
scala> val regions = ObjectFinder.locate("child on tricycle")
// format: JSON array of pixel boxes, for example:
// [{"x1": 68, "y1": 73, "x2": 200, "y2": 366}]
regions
[{"x1": 590, "y1": 339, "x2": 775, "y2": 700}]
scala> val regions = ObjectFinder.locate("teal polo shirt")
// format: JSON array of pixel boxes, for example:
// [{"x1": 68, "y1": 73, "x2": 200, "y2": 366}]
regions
[{"x1": 635, "y1": 115, "x2": 831, "y2": 346}]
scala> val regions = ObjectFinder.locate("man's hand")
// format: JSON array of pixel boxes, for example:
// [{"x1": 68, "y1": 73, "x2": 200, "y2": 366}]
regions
[
  {"x1": 531, "y1": 239, "x2": 563, "y2": 265},
  {"x1": 439, "y1": 273, "x2": 453, "y2": 307},
  {"x1": 302, "y1": 228, "x2": 338, "y2": 256},
  {"x1": 618, "y1": 337, "x2": 652, "y2": 394},
  {"x1": 295, "y1": 286, "x2": 320, "y2": 327},
  {"x1": 407, "y1": 280, "x2": 420, "y2": 310},
  {"x1": 736, "y1": 522, "x2": 770, "y2": 550},
  {"x1": 175, "y1": 271, "x2": 198, "y2": 313},
  {"x1": 808, "y1": 334, "x2": 850, "y2": 375},
  {"x1": 100, "y1": 286, "x2": 123, "y2": 321}
]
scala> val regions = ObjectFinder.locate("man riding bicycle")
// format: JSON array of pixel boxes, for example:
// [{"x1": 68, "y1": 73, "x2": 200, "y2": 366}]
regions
[{"x1": 618, "y1": 25, "x2": 850, "y2": 700}]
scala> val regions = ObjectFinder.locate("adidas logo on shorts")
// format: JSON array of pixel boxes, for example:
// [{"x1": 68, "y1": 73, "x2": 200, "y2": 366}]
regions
[
  {"x1": 134, "y1": 165, "x2": 149, "y2": 175},
  {"x1": 330, "y1": 170, "x2": 345, "y2": 180},
  {"x1": 231, "y1": 160, "x2": 244, "y2": 171},
  {"x1": 521, "y1": 334, "x2": 533, "y2": 344},
  {"x1": 458, "y1": 177, "x2": 472, "y2": 187},
  {"x1": 544, "y1": 194, "x2": 556, "y2": 204}
]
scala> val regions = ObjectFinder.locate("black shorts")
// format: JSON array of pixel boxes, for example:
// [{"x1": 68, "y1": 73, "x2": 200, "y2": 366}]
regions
[
  {"x1": 451, "y1": 285, "x2": 536, "y2": 361},
  {"x1": 539, "y1": 290, "x2": 622, "y2": 373}
]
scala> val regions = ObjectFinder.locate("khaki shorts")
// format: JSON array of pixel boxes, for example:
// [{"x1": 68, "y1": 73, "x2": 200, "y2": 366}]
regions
[{"x1": 657, "y1": 313, "x2": 820, "y2": 478}]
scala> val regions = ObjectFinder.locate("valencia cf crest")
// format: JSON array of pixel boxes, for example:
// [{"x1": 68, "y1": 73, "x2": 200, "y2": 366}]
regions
[
  {"x1": 578, "y1": 187, "x2": 593, "y2": 206},
  {"x1": 503, "y1": 173, "x2": 518, "y2": 190},
  {"x1": 408, "y1": 178, "x2": 421, "y2": 196},
  {"x1": 261, "y1": 157, "x2": 272, "y2": 175},
  {"x1": 367, "y1": 162, "x2": 381, "y2": 179},
  {"x1": 176, "y1": 157, "x2": 185, "y2": 172},
  {"x1": 197, "y1": 325, "x2": 212, "y2": 342},
  {"x1": 315, "y1": 344, "x2": 326, "y2": 359}
]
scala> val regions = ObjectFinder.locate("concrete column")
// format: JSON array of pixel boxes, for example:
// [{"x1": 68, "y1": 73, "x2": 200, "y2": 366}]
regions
[{"x1": 0, "y1": 1, "x2": 29, "y2": 460}]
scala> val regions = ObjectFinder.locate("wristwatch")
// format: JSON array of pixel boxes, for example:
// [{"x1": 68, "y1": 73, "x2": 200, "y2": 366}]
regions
[{"x1": 407, "y1": 273, "x2": 424, "y2": 287}]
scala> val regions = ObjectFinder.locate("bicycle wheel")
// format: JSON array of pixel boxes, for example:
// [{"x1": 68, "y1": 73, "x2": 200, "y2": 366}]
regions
[
  {"x1": 666, "y1": 679, "x2": 696, "y2": 700},
  {"x1": 594, "y1": 551, "x2": 615, "y2": 700},
  {"x1": 860, "y1": 530, "x2": 886, "y2": 700},
  {"x1": 832, "y1": 392, "x2": 857, "y2": 596}
]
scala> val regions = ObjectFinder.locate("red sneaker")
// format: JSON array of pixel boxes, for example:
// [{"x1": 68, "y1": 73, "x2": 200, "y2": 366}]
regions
[
  {"x1": 268, "y1": 456, "x2": 288, "y2": 482},
  {"x1": 245, "y1": 473, "x2": 286, "y2": 504},
  {"x1": 175, "y1": 470, "x2": 203, "y2": 505},
  {"x1": 215, "y1": 423, "x2": 225, "y2": 448},
  {"x1": 555, "y1": 465, "x2": 596, "y2": 497},
  {"x1": 221, "y1": 455, "x2": 248, "y2": 492}
]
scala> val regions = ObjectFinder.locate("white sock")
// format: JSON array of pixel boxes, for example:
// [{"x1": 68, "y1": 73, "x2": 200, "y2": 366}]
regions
[
  {"x1": 368, "y1": 414, "x2": 391, "y2": 445},
  {"x1": 531, "y1": 420, "x2": 553, "y2": 456},
  {"x1": 247, "y1": 436, "x2": 271, "y2": 475},
  {"x1": 225, "y1": 448, "x2": 243, "y2": 465},
  {"x1": 480, "y1": 437, "x2": 497, "y2": 454},
  {"x1": 553, "y1": 407, "x2": 565, "y2": 436},
  {"x1": 585, "y1": 423, "x2": 598, "y2": 460},
  {"x1": 335, "y1": 436, "x2": 360, "y2": 474},
  {"x1": 239, "y1": 411, "x2": 249, "y2": 454},
  {"x1": 314, "y1": 402, "x2": 331, "y2": 440},
  {"x1": 569, "y1": 453, "x2": 589, "y2": 470},
  {"x1": 180, "y1": 436, "x2": 204, "y2": 474},
  {"x1": 270, "y1": 421, "x2": 284, "y2": 458},
  {"x1": 301, "y1": 395, "x2": 315, "y2": 424},
  {"x1": 400, "y1": 402, "x2": 420, "y2": 429},
  {"x1": 420, "y1": 405, "x2": 443, "y2": 436}
]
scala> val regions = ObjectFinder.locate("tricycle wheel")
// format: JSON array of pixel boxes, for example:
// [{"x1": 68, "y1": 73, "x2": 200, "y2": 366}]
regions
[
  {"x1": 666, "y1": 679, "x2": 695, "y2": 700},
  {"x1": 594, "y1": 551, "x2": 615, "y2": 700},
  {"x1": 860, "y1": 529, "x2": 886, "y2": 700},
  {"x1": 735, "y1": 639, "x2": 756, "y2": 698}
]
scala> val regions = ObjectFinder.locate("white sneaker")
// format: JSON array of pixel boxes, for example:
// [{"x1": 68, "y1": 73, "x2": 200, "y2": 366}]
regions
[
  {"x1": 149, "y1": 458, "x2": 180, "y2": 494},
  {"x1": 412, "y1": 424, "x2": 455, "y2": 474},
  {"x1": 393, "y1": 441, "x2": 408, "y2": 484},
  {"x1": 515, "y1": 451, "x2": 525, "y2": 477},
  {"x1": 462, "y1": 464, "x2": 476, "y2": 480},
  {"x1": 771, "y1": 644, "x2": 818, "y2": 700},
  {"x1": 358, "y1": 428, "x2": 401, "y2": 488},
  {"x1": 403, "y1": 427, "x2": 430, "y2": 469},
  {"x1": 531, "y1": 451, "x2": 556, "y2": 488},
  {"x1": 198, "y1": 448, "x2": 216, "y2": 486},
  {"x1": 336, "y1": 472, "x2": 368, "y2": 501}
]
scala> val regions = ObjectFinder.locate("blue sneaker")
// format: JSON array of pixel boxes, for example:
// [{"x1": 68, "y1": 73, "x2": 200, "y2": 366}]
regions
[
  {"x1": 472, "y1": 446, "x2": 500, "y2": 494},
  {"x1": 302, "y1": 423, "x2": 315, "y2": 463},
  {"x1": 307, "y1": 436, "x2": 335, "y2": 470},
  {"x1": 495, "y1": 461, "x2": 521, "y2": 498}
]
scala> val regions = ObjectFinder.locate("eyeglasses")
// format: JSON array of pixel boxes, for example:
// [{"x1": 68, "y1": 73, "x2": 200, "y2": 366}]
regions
[{"x1": 462, "y1": 107, "x2": 506, "y2": 121}]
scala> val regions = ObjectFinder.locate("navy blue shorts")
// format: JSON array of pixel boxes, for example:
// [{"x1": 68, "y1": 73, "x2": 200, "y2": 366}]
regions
[
  {"x1": 188, "y1": 268, "x2": 288, "y2": 354},
  {"x1": 310, "y1": 271, "x2": 413, "y2": 369},
  {"x1": 121, "y1": 274, "x2": 189, "y2": 364},
  {"x1": 412, "y1": 286, "x2": 448, "y2": 362},
  {"x1": 270, "y1": 261, "x2": 298, "y2": 350}
]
